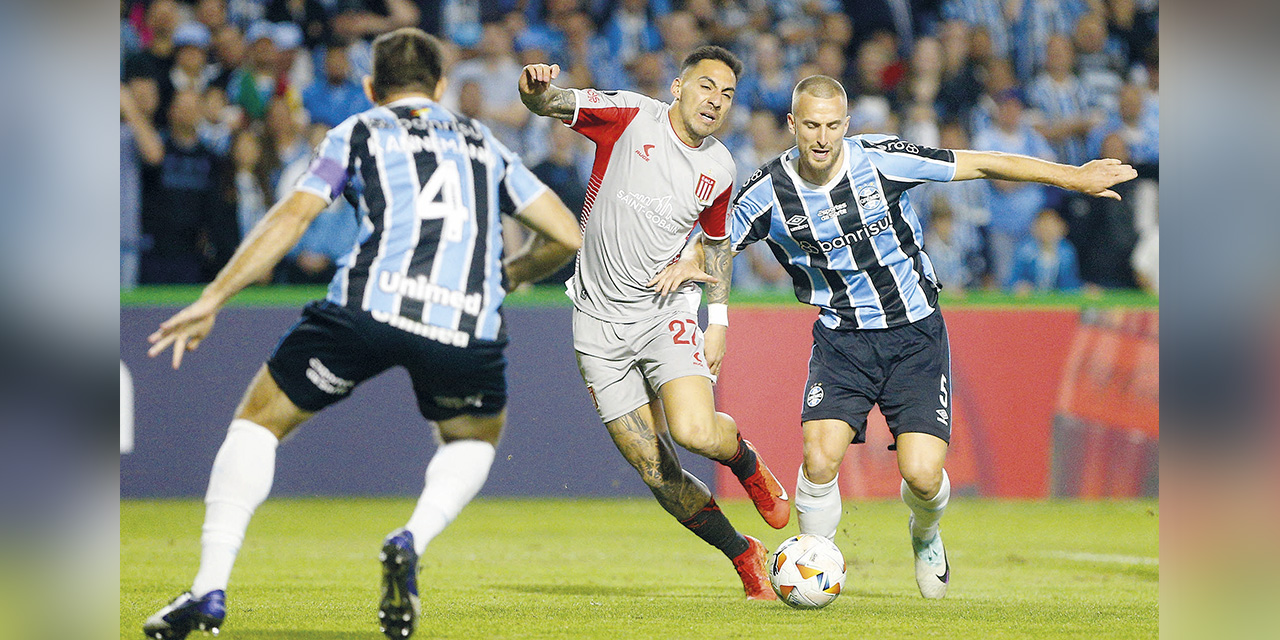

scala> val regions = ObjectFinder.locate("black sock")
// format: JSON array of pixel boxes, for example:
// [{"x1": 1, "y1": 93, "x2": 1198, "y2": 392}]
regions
[
  {"x1": 678, "y1": 498, "x2": 749, "y2": 559},
  {"x1": 719, "y1": 435, "x2": 757, "y2": 483}
]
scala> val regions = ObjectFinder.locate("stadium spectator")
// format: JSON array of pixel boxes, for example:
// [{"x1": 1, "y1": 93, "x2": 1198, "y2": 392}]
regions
[
  {"x1": 738, "y1": 33, "x2": 795, "y2": 120},
  {"x1": 170, "y1": 23, "x2": 218, "y2": 96},
  {"x1": 121, "y1": 81, "x2": 155, "y2": 290},
  {"x1": 1009, "y1": 0, "x2": 1091, "y2": 82},
  {"x1": 230, "y1": 129, "x2": 271, "y2": 241},
  {"x1": 628, "y1": 50, "x2": 670, "y2": 98},
  {"x1": 967, "y1": 56, "x2": 1016, "y2": 134},
  {"x1": 123, "y1": 0, "x2": 182, "y2": 126},
  {"x1": 331, "y1": 0, "x2": 420, "y2": 43},
  {"x1": 303, "y1": 43, "x2": 373, "y2": 127},
  {"x1": 450, "y1": 22, "x2": 530, "y2": 154},
  {"x1": 1007, "y1": 208, "x2": 1083, "y2": 294},
  {"x1": 923, "y1": 203, "x2": 985, "y2": 293},
  {"x1": 264, "y1": 99, "x2": 310, "y2": 188},
  {"x1": 599, "y1": 0, "x2": 663, "y2": 68},
  {"x1": 1085, "y1": 82, "x2": 1157, "y2": 167},
  {"x1": 265, "y1": 0, "x2": 333, "y2": 50},
  {"x1": 1062, "y1": 131, "x2": 1141, "y2": 288},
  {"x1": 122, "y1": 1, "x2": 143, "y2": 69},
  {"x1": 225, "y1": 0, "x2": 270, "y2": 30},
  {"x1": 973, "y1": 89, "x2": 1055, "y2": 285},
  {"x1": 941, "y1": 0, "x2": 1012, "y2": 62},
  {"x1": 657, "y1": 11, "x2": 704, "y2": 80},
  {"x1": 197, "y1": 85, "x2": 236, "y2": 156},
  {"x1": 558, "y1": 10, "x2": 624, "y2": 89},
  {"x1": 227, "y1": 21, "x2": 280, "y2": 120},
  {"x1": 195, "y1": 0, "x2": 230, "y2": 32},
  {"x1": 914, "y1": 121, "x2": 993, "y2": 287},
  {"x1": 935, "y1": 20, "x2": 984, "y2": 122},
  {"x1": 271, "y1": 22, "x2": 311, "y2": 111},
  {"x1": 134, "y1": 90, "x2": 239, "y2": 284},
  {"x1": 209, "y1": 24, "x2": 247, "y2": 89},
  {"x1": 1073, "y1": 11, "x2": 1124, "y2": 112},
  {"x1": 1027, "y1": 34, "x2": 1100, "y2": 166},
  {"x1": 897, "y1": 36, "x2": 944, "y2": 111}
]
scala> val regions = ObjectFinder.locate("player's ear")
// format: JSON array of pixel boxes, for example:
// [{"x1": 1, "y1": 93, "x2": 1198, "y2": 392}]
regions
[
  {"x1": 670, "y1": 77, "x2": 681, "y2": 101},
  {"x1": 841, "y1": 115, "x2": 850, "y2": 135},
  {"x1": 362, "y1": 76, "x2": 377, "y2": 104},
  {"x1": 432, "y1": 76, "x2": 448, "y2": 102},
  {"x1": 786, "y1": 113, "x2": 796, "y2": 135}
]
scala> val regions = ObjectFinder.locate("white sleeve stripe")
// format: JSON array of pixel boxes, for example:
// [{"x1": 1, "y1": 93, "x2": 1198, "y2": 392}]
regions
[
  {"x1": 565, "y1": 89, "x2": 582, "y2": 128},
  {"x1": 295, "y1": 183, "x2": 334, "y2": 203},
  {"x1": 509, "y1": 182, "x2": 549, "y2": 214}
]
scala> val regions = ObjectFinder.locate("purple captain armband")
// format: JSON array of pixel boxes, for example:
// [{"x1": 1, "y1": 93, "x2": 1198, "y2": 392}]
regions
[{"x1": 307, "y1": 157, "x2": 349, "y2": 198}]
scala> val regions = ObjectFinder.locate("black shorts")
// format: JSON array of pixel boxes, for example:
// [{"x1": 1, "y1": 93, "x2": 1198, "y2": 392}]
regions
[
  {"x1": 800, "y1": 310, "x2": 952, "y2": 446},
  {"x1": 266, "y1": 301, "x2": 507, "y2": 421}
]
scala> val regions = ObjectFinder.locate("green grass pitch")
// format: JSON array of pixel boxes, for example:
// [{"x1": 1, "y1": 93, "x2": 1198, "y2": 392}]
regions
[{"x1": 122, "y1": 498, "x2": 1157, "y2": 639}]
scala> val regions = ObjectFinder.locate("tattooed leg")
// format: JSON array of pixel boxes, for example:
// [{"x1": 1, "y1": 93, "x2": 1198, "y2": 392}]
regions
[{"x1": 604, "y1": 400, "x2": 711, "y2": 520}]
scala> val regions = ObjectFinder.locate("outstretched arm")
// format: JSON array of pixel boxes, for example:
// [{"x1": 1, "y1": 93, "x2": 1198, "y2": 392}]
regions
[
  {"x1": 518, "y1": 63, "x2": 577, "y2": 121},
  {"x1": 953, "y1": 150, "x2": 1137, "y2": 200},
  {"x1": 147, "y1": 191, "x2": 328, "y2": 368}
]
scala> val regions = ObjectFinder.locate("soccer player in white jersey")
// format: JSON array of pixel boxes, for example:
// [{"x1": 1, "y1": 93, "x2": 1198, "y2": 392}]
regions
[
  {"x1": 518, "y1": 47, "x2": 790, "y2": 600},
  {"x1": 143, "y1": 29, "x2": 581, "y2": 639},
  {"x1": 658, "y1": 75, "x2": 1136, "y2": 599}
]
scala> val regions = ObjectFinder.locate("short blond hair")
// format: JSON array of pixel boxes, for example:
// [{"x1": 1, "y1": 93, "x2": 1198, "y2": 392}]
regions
[{"x1": 791, "y1": 75, "x2": 848, "y2": 114}]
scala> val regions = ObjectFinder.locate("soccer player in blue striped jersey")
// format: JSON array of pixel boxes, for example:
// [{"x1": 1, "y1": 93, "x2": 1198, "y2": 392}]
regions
[
  {"x1": 143, "y1": 29, "x2": 581, "y2": 640},
  {"x1": 657, "y1": 75, "x2": 1135, "y2": 599}
]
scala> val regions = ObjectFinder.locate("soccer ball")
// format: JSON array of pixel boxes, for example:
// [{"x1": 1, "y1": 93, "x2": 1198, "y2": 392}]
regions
[{"x1": 768, "y1": 534, "x2": 846, "y2": 609}]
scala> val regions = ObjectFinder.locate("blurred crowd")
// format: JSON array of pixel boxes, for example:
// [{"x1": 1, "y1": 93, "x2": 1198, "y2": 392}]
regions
[{"x1": 121, "y1": 0, "x2": 1158, "y2": 295}]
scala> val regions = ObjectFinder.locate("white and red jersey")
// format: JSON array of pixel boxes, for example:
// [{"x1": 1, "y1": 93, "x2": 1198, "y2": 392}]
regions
[{"x1": 562, "y1": 88, "x2": 735, "y2": 322}]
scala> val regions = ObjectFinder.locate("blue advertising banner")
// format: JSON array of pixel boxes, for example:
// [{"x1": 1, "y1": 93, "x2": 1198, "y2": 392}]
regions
[{"x1": 121, "y1": 306, "x2": 715, "y2": 498}]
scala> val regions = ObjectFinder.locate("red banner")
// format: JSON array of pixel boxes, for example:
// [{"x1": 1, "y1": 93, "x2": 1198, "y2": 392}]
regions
[{"x1": 715, "y1": 306, "x2": 1158, "y2": 499}]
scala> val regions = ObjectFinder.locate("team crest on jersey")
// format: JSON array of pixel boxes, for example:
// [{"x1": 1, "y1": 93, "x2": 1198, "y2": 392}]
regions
[
  {"x1": 857, "y1": 185, "x2": 883, "y2": 211},
  {"x1": 695, "y1": 173, "x2": 716, "y2": 204},
  {"x1": 806, "y1": 383, "x2": 825, "y2": 407}
]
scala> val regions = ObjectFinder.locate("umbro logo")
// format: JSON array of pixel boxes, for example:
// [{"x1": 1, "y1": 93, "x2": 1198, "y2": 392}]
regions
[
  {"x1": 786, "y1": 214, "x2": 809, "y2": 229},
  {"x1": 936, "y1": 408, "x2": 949, "y2": 425},
  {"x1": 635, "y1": 144, "x2": 656, "y2": 161}
]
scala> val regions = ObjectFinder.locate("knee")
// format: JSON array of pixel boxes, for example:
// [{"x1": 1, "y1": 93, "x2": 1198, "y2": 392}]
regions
[
  {"x1": 669, "y1": 414, "x2": 719, "y2": 456},
  {"x1": 802, "y1": 446, "x2": 842, "y2": 485},
  {"x1": 900, "y1": 461, "x2": 943, "y2": 500}
]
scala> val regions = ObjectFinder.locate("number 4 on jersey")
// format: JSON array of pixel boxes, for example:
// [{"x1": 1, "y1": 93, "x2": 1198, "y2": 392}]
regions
[{"x1": 416, "y1": 159, "x2": 469, "y2": 243}]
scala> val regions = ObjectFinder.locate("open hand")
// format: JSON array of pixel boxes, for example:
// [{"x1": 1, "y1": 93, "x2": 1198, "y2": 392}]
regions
[
  {"x1": 1073, "y1": 158, "x2": 1138, "y2": 200},
  {"x1": 147, "y1": 297, "x2": 220, "y2": 369}
]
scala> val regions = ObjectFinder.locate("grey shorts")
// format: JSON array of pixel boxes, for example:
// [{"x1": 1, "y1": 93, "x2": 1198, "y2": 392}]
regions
[{"x1": 573, "y1": 307, "x2": 713, "y2": 423}]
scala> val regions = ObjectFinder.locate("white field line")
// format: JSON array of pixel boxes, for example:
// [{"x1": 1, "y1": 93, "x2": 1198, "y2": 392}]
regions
[{"x1": 1044, "y1": 551, "x2": 1159, "y2": 566}]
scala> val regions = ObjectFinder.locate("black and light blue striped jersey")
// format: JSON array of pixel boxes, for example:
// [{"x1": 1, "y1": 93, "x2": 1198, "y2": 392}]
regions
[
  {"x1": 295, "y1": 97, "x2": 548, "y2": 346},
  {"x1": 730, "y1": 135, "x2": 957, "y2": 330}
]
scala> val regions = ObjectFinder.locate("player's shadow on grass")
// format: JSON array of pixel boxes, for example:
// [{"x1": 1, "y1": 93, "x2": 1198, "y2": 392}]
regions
[
  {"x1": 493, "y1": 583, "x2": 686, "y2": 598},
  {"x1": 232, "y1": 631, "x2": 384, "y2": 639}
]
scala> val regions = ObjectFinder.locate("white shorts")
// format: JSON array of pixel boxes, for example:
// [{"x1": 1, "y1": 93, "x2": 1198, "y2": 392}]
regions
[{"x1": 573, "y1": 307, "x2": 713, "y2": 423}]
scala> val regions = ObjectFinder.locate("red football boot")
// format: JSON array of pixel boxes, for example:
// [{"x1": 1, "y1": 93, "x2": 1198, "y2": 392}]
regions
[
  {"x1": 738, "y1": 440, "x2": 790, "y2": 529},
  {"x1": 732, "y1": 535, "x2": 777, "y2": 600}
]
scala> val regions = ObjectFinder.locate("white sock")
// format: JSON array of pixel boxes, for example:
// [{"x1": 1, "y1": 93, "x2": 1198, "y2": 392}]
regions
[
  {"x1": 191, "y1": 419, "x2": 279, "y2": 597},
  {"x1": 901, "y1": 469, "x2": 950, "y2": 541},
  {"x1": 405, "y1": 439, "x2": 496, "y2": 555},
  {"x1": 795, "y1": 467, "x2": 842, "y2": 539}
]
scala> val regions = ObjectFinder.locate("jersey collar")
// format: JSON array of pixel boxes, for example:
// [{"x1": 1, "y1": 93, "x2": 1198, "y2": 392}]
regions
[{"x1": 782, "y1": 140, "x2": 850, "y2": 192}]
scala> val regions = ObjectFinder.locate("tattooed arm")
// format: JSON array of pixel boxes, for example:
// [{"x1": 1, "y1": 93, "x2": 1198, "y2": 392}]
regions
[
  {"x1": 518, "y1": 63, "x2": 577, "y2": 120},
  {"x1": 702, "y1": 235, "x2": 734, "y2": 375}
]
